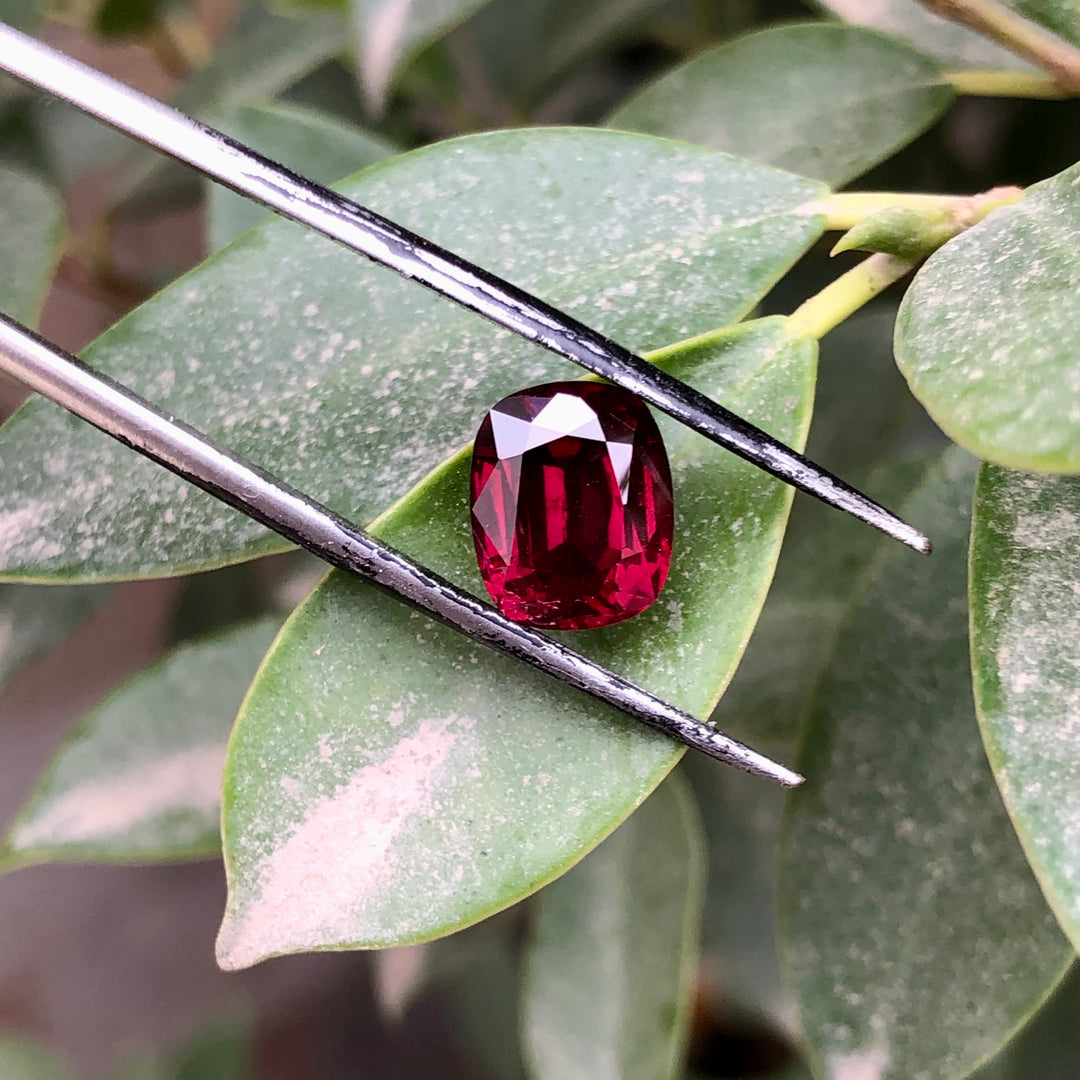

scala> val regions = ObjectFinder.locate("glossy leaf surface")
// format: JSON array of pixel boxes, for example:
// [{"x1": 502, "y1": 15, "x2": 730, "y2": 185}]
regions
[
  {"x1": 209, "y1": 103, "x2": 395, "y2": 248},
  {"x1": 521, "y1": 775, "x2": 704, "y2": 1080},
  {"x1": 216, "y1": 318, "x2": 815, "y2": 967},
  {"x1": 780, "y1": 449, "x2": 1071, "y2": 1080},
  {"x1": 970, "y1": 465, "x2": 1080, "y2": 951},
  {"x1": 896, "y1": 161, "x2": 1080, "y2": 472},
  {"x1": 0, "y1": 129, "x2": 825, "y2": 582},
  {"x1": 1, "y1": 620, "x2": 279, "y2": 869},
  {"x1": 610, "y1": 24, "x2": 953, "y2": 187}
]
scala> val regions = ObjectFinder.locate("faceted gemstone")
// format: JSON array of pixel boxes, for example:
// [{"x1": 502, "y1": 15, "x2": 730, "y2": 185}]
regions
[{"x1": 469, "y1": 381, "x2": 674, "y2": 630}]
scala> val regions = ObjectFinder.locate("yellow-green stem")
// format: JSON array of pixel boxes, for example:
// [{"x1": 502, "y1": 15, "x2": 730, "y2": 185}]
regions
[
  {"x1": 785, "y1": 254, "x2": 918, "y2": 341},
  {"x1": 921, "y1": 0, "x2": 1080, "y2": 91},
  {"x1": 946, "y1": 68, "x2": 1076, "y2": 97},
  {"x1": 811, "y1": 192, "x2": 959, "y2": 232}
]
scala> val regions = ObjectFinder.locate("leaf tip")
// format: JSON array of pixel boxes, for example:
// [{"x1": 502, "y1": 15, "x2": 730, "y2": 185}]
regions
[{"x1": 214, "y1": 911, "x2": 269, "y2": 972}]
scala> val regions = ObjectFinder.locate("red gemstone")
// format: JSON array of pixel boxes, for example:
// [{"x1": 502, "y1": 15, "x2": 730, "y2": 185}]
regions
[{"x1": 470, "y1": 381, "x2": 674, "y2": 630}]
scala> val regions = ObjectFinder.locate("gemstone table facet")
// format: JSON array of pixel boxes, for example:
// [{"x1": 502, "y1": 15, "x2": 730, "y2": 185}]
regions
[{"x1": 470, "y1": 381, "x2": 674, "y2": 630}]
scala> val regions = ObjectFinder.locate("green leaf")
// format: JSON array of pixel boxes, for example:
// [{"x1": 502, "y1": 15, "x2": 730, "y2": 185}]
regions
[
  {"x1": 896, "y1": 161, "x2": 1080, "y2": 473},
  {"x1": 686, "y1": 754, "x2": 790, "y2": 1030},
  {"x1": 0, "y1": 583, "x2": 114, "y2": 700},
  {"x1": 813, "y1": 0, "x2": 1036, "y2": 69},
  {"x1": 215, "y1": 316, "x2": 816, "y2": 967},
  {"x1": 1001, "y1": 0, "x2": 1080, "y2": 47},
  {"x1": 0, "y1": 164, "x2": 63, "y2": 328},
  {"x1": 104, "y1": 7, "x2": 348, "y2": 203},
  {"x1": 467, "y1": 0, "x2": 671, "y2": 111},
  {"x1": 970, "y1": 465, "x2": 1080, "y2": 952},
  {"x1": 609, "y1": 24, "x2": 954, "y2": 188},
  {"x1": 0, "y1": 0, "x2": 41, "y2": 32},
  {"x1": 0, "y1": 1033, "x2": 76, "y2": 1080},
  {"x1": 521, "y1": 774, "x2": 704, "y2": 1080},
  {"x1": 94, "y1": 0, "x2": 171, "y2": 38},
  {"x1": 779, "y1": 448, "x2": 1072, "y2": 1080},
  {"x1": 0, "y1": 619, "x2": 279, "y2": 869},
  {"x1": 713, "y1": 304, "x2": 945, "y2": 748},
  {"x1": 168, "y1": 1017, "x2": 250, "y2": 1080},
  {"x1": 993, "y1": 965, "x2": 1080, "y2": 1079},
  {"x1": 208, "y1": 102, "x2": 395, "y2": 248},
  {"x1": 440, "y1": 926, "x2": 527, "y2": 1080},
  {"x1": 0, "y1": 129, "x2": 826, "y2": 582},
  {"x1": 351, "y1": 0, "x2": 495, "y2": 111}
]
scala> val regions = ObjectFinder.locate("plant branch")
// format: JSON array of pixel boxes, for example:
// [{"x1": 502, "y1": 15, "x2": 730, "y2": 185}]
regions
[
  {"x1": 946, "y1": 68, "x2": 1076, "y2": 96},
  {"x1": 921, "y1": 0, "x2": 1080, "y2": 92},
  {"x1": 814, "y1": 186, "x2": 1023, "y2": 234},
  {"x1": 810, "y1": 192, "x2": 959, "y2": 232},
  {"x1": 785, "y1": 254, "x2": 919, "y2": 341}
]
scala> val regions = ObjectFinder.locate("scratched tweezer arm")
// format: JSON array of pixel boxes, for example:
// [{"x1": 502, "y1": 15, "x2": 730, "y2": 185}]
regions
[{"x1": 0, "y1": 22, "x2": 930, "y2": 556}]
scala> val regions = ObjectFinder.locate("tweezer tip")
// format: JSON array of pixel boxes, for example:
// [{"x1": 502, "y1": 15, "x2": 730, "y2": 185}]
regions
[
  {"x1": 879, "y1": 513, "x2": 933, "y2": 556},
  {"x1": 737, "y1": 748, "x2": 804, "y2": 788},
  {"x1": 903, "y1": 528, "x2": 933, "y2": 556},
  {"x1": 767, "y1": 763, "x2": 805, "y2": 788}
]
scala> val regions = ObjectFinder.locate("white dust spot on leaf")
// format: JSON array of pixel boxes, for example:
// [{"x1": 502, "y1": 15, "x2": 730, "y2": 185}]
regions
[
  {"x1": 1013, "y1": 508, "x2": 1079, "y2": 550},
  {"x1": 217, "y1": 716, "x2": 463, "y2": 969},
  {"x1": 826, "y1": 1031, "x2": 891, "y2": 1080},
  {"x1": 10, "y1": 744, "x2": 225, "y2": 849}
]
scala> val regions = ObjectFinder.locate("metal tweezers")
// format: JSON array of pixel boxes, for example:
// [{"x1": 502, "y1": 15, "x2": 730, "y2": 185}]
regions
[{"x1": 0, "y1": 23, "x2": 930, "y2": 786}]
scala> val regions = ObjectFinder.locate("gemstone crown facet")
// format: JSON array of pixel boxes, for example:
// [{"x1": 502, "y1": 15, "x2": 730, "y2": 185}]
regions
[{"x1": 469, "y1": 381, "x2": 674, "y2": 630}]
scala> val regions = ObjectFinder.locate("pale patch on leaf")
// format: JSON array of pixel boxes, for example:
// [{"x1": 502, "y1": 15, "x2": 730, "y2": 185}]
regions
[
  {"x1": 3, "y1": 619, "x2": 278, "y2": 867},
  {"x1": 827, "y1": 1032, "x2": 891, "y2": 1080},
  {"x1": 218, "y1": 715, "x2": 472, "y2": 968},
  {"x1": 9, "y1": 745, "x2": 225, "y2": 849}
]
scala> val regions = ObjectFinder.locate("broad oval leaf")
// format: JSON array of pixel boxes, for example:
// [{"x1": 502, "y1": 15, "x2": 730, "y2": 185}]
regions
[
  {"x1": 0, "y1": 163, "x2": 63, "y2": 328},
  {"x1": 215, "y1": 317, "x2": 816, "y2": 967},
  {"x1": 0, "y1": 619, "x2": 279, "y2": 869},
  {"x1": 610, "y1": 24, "x2": 954, "y2": 188},
  {"x1": 779, "y1": 448, "x2": 1072, "y2": 1080},
  {"x1": 895, "y1": 161, "x2": 1080, "y2": 473},
  {"x1": 970, "y1": 465, "x2": 1080, "y2": 952},
  {"x1": 0, "y1": 129, "x2": 826, "y2": 582},
  {"x1": 814, "y1": 0, "x2": 1035, "y2": 69},
  {"x1": 521, "y1": 774, "x2": 704, "y2": 1080},
  {"x1": 209, "y1": 102, "x2": 395, "y2": 248},
  {"x1": 0, "y1": 583, "x2": 114, "y2": 701},
  {"x1": 352, "y1": 0, "x2": 496, "y2": 111}
]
